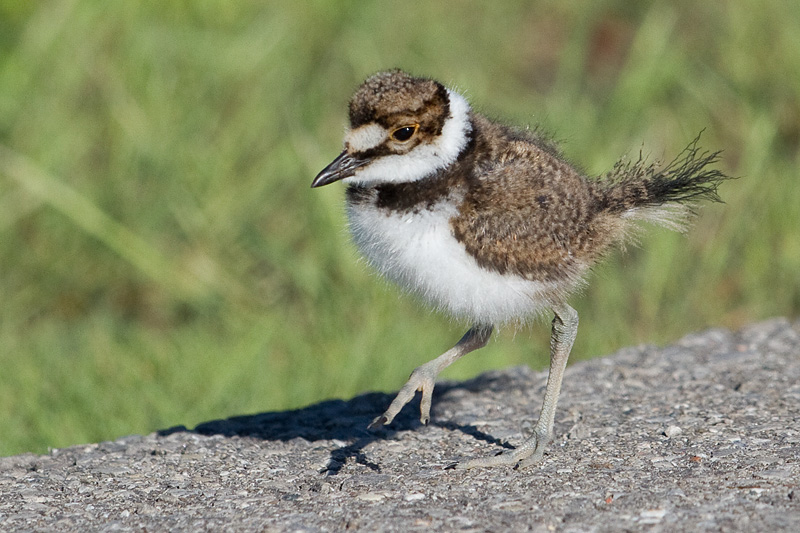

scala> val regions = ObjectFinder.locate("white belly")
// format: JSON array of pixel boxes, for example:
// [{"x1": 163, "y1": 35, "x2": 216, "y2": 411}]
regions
[{"x1": 346, "y1": 201, "x2": 558, "y2": 325}]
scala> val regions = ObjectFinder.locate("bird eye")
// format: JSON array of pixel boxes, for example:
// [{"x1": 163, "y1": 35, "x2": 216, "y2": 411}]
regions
[{"x1": 390, "y1": 124, "x2": 418, "y2": 142}]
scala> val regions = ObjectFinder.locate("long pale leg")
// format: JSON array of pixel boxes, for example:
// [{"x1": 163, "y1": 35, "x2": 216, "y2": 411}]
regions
[
  {"x1": 369, "y1": 324, "x2": 493, "y2": 429},
  {"x1": 457, "y1": 304, "x2": 578, "y2": 469}
]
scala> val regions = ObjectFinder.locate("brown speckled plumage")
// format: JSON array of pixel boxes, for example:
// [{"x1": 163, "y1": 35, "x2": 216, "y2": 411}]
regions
[
  {"x1": 348, "y1": 70, "x2": 450, "y2": 130},
  {"x1": 344, "y1": 101, "x2": 724, "y2": 286},
  {"x1": 312, "y1": 70, "x2": 729, "y2": 469}
]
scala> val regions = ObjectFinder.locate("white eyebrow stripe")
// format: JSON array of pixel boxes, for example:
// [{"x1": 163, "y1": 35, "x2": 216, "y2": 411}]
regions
[
  {"x1": 345, "y1": 123, "x2": 386, "y2": 152},
  {"x1": 343, "y1": 88, "x2": 472, "y2": 186}
]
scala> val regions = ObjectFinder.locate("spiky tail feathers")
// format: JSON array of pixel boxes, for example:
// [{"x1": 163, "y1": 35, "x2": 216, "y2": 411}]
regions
[{"x1": 598, "y1": 135, "x2": 729, "y2": 232}]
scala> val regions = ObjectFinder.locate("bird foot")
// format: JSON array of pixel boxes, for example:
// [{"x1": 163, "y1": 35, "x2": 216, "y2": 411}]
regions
[
  {"x1": 450, "y1": 428, "x2": 549, "y2": 470},
  {"x1": 368, "y1": 361, "x2": 440, "y2": 429}
]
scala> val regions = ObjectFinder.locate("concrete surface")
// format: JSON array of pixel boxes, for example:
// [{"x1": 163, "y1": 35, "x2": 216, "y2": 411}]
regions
[{"x1": 1, "y1": 318, "x2": 799, "y2": 532}]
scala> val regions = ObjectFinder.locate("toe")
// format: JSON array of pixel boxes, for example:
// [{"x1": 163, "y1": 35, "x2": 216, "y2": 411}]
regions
[
  {"x1": 367, "y1": 415, "x2": 388, "y2": 430},
  {"x1": 419, "y1": 386, "x2": 434, "y2": 425}
]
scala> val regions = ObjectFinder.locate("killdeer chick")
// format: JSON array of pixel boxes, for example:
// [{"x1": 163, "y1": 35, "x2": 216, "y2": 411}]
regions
[{"x1": 312, "y1": 70, "x2": 727, "y2": 469}]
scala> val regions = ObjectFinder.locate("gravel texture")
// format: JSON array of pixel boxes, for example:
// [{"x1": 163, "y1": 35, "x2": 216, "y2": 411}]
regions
[{"x1": 2, "y1": 318, "x2": 799, "y2": 532}]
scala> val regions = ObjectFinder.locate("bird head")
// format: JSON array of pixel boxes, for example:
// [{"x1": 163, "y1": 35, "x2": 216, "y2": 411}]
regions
[{"x1": 312, "y1": 70, "x2": 472, "y2": 188}]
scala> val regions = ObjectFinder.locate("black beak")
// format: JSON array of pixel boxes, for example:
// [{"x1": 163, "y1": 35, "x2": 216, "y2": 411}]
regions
[{"x1": 311, "y1": 151, "x2": 362, "y2": 188}]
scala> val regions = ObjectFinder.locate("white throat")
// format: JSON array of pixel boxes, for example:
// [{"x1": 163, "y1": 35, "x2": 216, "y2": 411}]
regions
[{"x1": 343, "y1": 89, "x2": 472, "y2": 186}]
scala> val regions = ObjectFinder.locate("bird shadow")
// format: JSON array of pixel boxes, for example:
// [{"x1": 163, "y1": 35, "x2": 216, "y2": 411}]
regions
[{"x1": 158, "y1": 369, "x2": 528, "y2": 475}]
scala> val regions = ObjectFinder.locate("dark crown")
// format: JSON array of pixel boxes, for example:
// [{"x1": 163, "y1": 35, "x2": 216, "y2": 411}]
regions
[{"x1": 348, "y1": 70, "x2": 451, "y2": 131}]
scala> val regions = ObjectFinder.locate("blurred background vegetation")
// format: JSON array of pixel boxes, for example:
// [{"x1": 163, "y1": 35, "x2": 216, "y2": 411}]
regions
[{"x1": 1, "y1": 1, "x2": 797, "y2": 456}]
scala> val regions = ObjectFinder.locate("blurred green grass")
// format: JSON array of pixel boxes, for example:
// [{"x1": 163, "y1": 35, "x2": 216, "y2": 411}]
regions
[{"x1": 1, "y1": 1, "x2": 798, "y2": 456}]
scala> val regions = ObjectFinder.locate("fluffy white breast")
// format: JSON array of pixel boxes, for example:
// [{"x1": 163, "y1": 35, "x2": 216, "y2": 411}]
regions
[
  {"x1": 346, "y1": 198, "x2": 558, "y2": 325},
  {"x1": 342, "y1": 89, "x2": 472, "y2": 187}
]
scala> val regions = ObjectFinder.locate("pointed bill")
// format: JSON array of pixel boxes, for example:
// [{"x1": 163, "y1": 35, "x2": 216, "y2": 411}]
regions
[{"x1": 311, "y1": 151, "x2": 363, "y2": 188}]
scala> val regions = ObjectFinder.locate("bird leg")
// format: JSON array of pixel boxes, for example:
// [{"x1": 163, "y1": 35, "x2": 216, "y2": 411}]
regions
[
  {"x1": 369, "y1": 324, "x2": 493, "y2": 429},
  {"x1": 456, "y1": 303, "x2": 578, "y2": 469}
]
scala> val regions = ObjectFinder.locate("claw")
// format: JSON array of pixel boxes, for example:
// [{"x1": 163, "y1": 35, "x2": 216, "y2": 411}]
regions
[{"x1": 367, "y1": 415, "x2": 388, "y2": 430}]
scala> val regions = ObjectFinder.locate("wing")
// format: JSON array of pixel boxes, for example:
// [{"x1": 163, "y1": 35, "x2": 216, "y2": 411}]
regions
[{"x1": 451, "y1": 145, "x2": 619, "y2": 284}]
